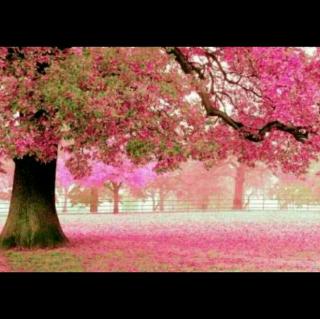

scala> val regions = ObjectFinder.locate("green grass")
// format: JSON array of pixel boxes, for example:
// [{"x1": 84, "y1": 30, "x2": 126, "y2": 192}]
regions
[{"x1": 5, "y1": 250, "x2": 84, "y2": 272}]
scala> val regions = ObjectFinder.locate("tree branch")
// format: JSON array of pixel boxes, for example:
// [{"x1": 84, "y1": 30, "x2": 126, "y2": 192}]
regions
[
  {"x1": 165, "y1": 47, "x2": 205, "y2": 79},
  {"x1": 165, "y1": 47, "x2": 310, "y2": 143}
]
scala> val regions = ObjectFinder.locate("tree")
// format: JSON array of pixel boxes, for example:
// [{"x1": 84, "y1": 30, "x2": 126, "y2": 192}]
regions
[
  {"x1": 1, "y1": 47, "x2": 320, "y2": 248},
  {"x1": 165, "y1": 47, "x2": 320, "y2": 174},
  {"x1": 131, "y1": 171, "x2": 179, "y2": 212},
  {"x1": 171, "y1": 161, "x2": 233, "y2": 211},
  {"x1": 59, "y1": 155, "x2": 156, "y2": 214},
  {"x1": 56, "y1": 152, "x2": 75, "y2": 213},
  {"x1": 225, "y1": 159, "x2": 275, "y2": 210},
  {"x1": 269, "y1": 169, "x2": 320, "y2": 209},
  {"x1": 66, "y1": 186, "x2": 106, "y2": 213},
  {"x1": 230, "y1": 162, "x2": 246, "y2": 210},
  {"x1": 131, "y1": 160, "x2": 235, "y2": 212},
  {"x1": 135, "y1": 158, "x2": 274, "y2": 212},
  {"x1": 0, "y1": 47, "x2": 195, "y2": 247}
]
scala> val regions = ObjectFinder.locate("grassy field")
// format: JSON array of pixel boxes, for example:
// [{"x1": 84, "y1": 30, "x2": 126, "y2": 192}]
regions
[{"x1": 1, "y1": 211, "x2": 320, "y2": 272}]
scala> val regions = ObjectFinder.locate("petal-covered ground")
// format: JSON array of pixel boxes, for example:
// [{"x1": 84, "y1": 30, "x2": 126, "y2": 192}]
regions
[
  {"x1": 1, "y1": 211, "x2": 320, "y2": 272},
  {"x1": 0, "y1": 253, "x2": 10, "y2": 271}
]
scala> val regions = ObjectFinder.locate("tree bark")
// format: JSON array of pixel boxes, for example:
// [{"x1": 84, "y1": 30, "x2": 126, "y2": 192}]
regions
[
  {"x1": 200, "y1": 201, "x2": 209, "y2": 210},
  {"x1": 151, "y1": 192, "x2": 157, "y2": 212},
  {"x1": 232, "y1": 164, "x2": 246, "y2": 210},
  {"x1": 0, "y1": 155, "x2": 68, "y2": 249},
  {"x1": 62, "y1": 187, "x2": 68, "y2": 213},
  {"x1": 90, "y1": 187, "x2": 99, "y2": 214},
  {"x1": 112, "y1": 183, "x2": 120, "y2": 214},
  {"x1": 159, "y1": 188, "x2": 164, "y2": 212}
]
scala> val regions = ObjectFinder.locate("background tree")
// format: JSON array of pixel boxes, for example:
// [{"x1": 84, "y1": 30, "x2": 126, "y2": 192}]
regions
[
  {"x1": 59, "y1": 155, "x2": 156, "y2": 214},
  {"x1": 171, "y1": 161, "x2": 233, "y2": 211},
  {"x1": 269, "y1": 168, "x2": 320, "y2": 209},
  {"x1": 227, "y1": 159, "x2": 275, "y2": 210},
  {"x1": 56, "y1": 152, "x2": 75, "y2": 213}
]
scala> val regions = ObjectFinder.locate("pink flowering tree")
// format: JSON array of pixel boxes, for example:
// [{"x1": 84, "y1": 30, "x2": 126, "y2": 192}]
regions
[
  {"x1": 56, "y1": 153, "x2": 76, "y2": 213},
  {"x1": 131, "y1": 160, "x2": 265, "y2": 212},
  {"x1": 1, "y1": 47, "x2": 320, "y2": 248},
  {"x1": 166, "y1": 47, "x2": 320, "y2": 174},
  {"x1": 130, "y1": 171, "x2": 180, "y2": 212},
  {"x1": 58, "y1": 155, "x2": 156, "y2": 214},
  {"x1": 171, "y1": 161, "x2": 234, "y2": 211},
  {"x1": 0, "y1": 47, "x2": 195, "y2": 248},
  {"x1": 224, "y1": 159, "x2": 275, "y2": 210}
]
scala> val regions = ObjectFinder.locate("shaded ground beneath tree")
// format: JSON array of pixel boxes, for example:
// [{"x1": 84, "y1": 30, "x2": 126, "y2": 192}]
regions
[
  {"x1": 1, "y1": 211, "x2": 320, "y2": 272},
  {"x1": 0, "y1": 251, "x2": 10, "y2": 271}
]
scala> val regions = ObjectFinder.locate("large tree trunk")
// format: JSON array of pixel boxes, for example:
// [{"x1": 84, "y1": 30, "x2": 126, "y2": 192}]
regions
[
  {"x1": 112, "y1": 183, "x2": 120, "y2": 215},
  {"x1": 0, "y1": 156, "x2": 68, "y2": 249},
  {"x1": 90, "y1": 187, "x2": 99, "y2": 214},
  {"x1": 232, "y1": 164, "x2": 246, "y2": 210}
]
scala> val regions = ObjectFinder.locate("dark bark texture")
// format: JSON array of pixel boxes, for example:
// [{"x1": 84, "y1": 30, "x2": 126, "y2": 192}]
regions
[{"x1": 0, "y1": 156, "x2": 68, "y2": 249}]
